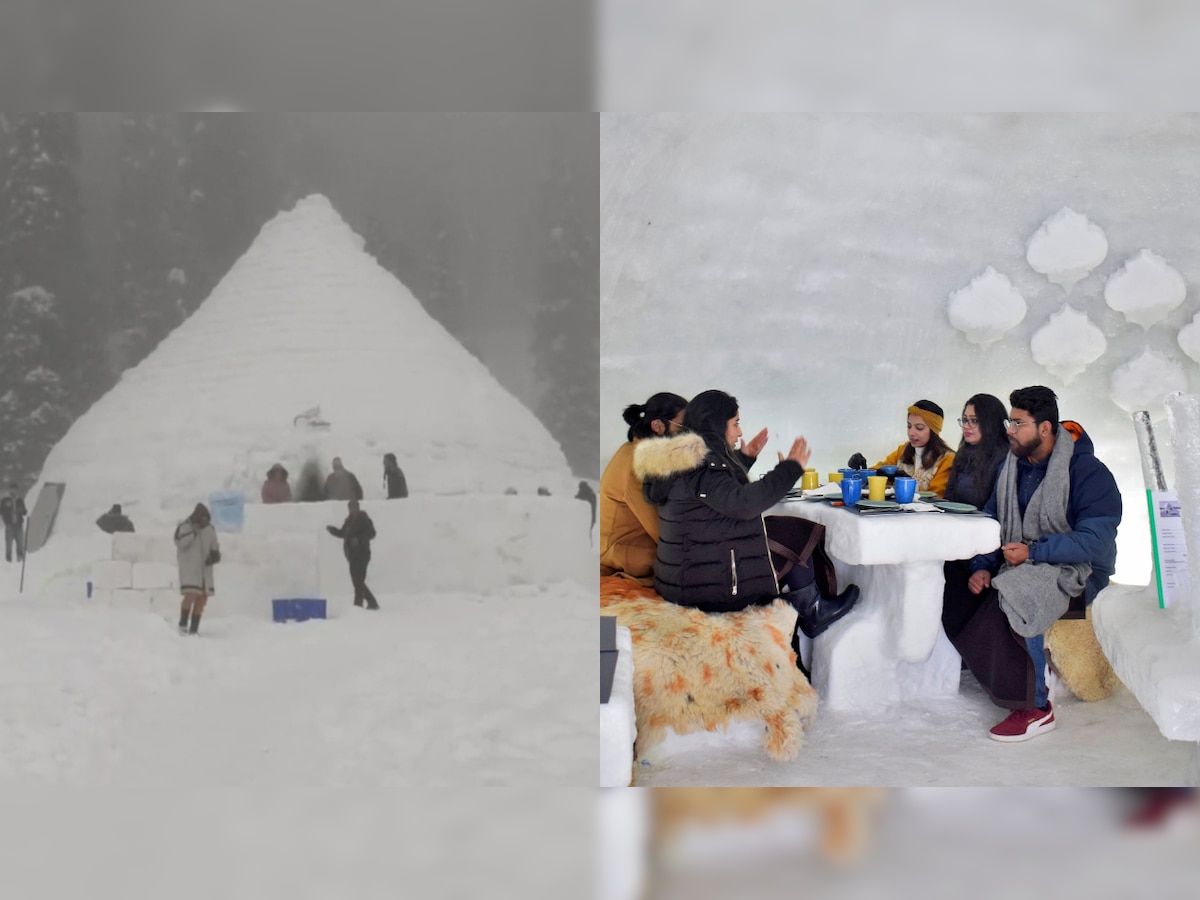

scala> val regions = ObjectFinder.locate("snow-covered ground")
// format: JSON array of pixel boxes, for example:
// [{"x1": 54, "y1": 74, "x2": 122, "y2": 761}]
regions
[
  {"x1": 0, "y1": 556, "x2": 595, "y2": 786},
  {"x1": 0, "y1": 788, "x2": 590, "y2": 899}
]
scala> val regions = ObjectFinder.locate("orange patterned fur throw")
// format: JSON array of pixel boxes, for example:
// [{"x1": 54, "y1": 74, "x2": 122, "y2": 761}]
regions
[{"x1": 600, "y1": 575, "x2": 818, "y2": 762}]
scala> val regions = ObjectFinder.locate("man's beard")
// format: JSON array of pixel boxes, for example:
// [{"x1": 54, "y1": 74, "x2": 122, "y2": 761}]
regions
[{"x1": 1009, "y1": 434, "x2": 1041, "y2": 459}]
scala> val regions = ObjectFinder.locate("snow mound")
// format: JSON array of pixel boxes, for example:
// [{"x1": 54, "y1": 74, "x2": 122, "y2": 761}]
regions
[
  {"x1": 1109, "y1": 349, "x2": 1188, "y2": 420},
  {"x1": 1103, "y1": 249, "x2": 1187, "y2": 330},
  {"x1": 946, "y1": 267, "x2": 1027, "y2": 346},
  {"x1": 1177, "y1": 312, "x2": 1200, "y2": 363},
  {"x1": 1029, "y1": 305, "x2": 1107, "y2": 383},
  {"x1": 1025, "y1": 207, "x2": 1108, "y2": 292},
  {"x1": 32, "y1": 194, "x2": 574, "y2": 537}
]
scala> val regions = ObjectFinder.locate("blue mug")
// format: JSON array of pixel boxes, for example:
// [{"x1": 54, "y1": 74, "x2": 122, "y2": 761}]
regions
[
  {"x1": 894, "y1": 476, "x2": 917, "y2": 504},
  {"x1": 840, "y1": 477, "x2": 863, "y2": 506}
]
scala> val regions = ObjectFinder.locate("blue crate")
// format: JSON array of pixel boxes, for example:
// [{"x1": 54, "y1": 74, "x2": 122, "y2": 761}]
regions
[{"x1": 272, "y1": 598, "x2": 327, "y2": 623}]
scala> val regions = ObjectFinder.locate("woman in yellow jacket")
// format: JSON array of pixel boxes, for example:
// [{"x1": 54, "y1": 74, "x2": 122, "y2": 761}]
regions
[
  {"x1": 853, "y1": 399, "x2": 956, "y2": 498},
  {"x1": 600, "y1": 392, "x2": 687, "y2": 582}
]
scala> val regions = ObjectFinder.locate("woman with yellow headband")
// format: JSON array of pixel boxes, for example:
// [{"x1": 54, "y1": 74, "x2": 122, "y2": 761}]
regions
[{"x1": 853, "y1": 399, "x2": 956, "y2": 498}]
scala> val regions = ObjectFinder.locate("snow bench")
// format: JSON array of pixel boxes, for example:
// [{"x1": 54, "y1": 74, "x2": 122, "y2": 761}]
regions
[
  {"x1": 598, "y1": 576, "x2": 818, "y2": 772},
  {"x1": 1093, "y1": 583, "x2": 1200, "y2": 783}
]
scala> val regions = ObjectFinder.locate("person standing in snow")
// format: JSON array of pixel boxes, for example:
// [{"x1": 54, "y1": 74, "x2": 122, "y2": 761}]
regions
[
  {"x1": 261, "y1": 463, "x2": 292, "y2": 503},
  {"x1": 1, "y1": 483, "x2": 27, "y2": 563},
  {"x1": 96, "y1": 504, "x2": 135, "y2": 534},
  {"x1": 323, "y1": 456, "x2": 363, "y2": 501},
  {"x1": 383, "y1": 453, "x2": 408, "y2": 499},
  {"x1": 174, "y1": 503, "x2": 220, "y2": 635},
  {"x1": 327, "y1": 499, "x2": 379, "y2": 609},
  {"x1": 576, "y1": 480, "x2": 597, "y2": 534}
]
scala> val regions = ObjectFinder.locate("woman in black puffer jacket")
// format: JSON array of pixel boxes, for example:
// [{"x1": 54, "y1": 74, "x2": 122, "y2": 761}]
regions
[{"x1": 635, "y1": 390, "x2": 810, "y2": 613}]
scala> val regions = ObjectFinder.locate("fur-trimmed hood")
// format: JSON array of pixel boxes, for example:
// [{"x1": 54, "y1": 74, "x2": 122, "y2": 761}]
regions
[{"x1": 632, "y1": 432, "x2": 710, "y2": 481}]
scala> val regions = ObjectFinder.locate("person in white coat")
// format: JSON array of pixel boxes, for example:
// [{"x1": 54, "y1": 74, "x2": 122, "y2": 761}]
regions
[{"x1": 174, "y1": 503, "x2": 220, "y2": 635}]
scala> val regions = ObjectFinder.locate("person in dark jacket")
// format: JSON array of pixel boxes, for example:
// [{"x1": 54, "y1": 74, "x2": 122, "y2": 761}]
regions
[
  {"x1": 96, "y1": 504, "x2": 135, "y2": 534},
  {"x1": 324, "y1": 457, "x2": 363, "y2": 501},
  {"x1": 636, "y1": 389, "x2": 811, "y2": 613},
  {"x1": 1, "y1": 484, "x2": 27, "y2": 562},
  {"x1": 383, "y1": 453, "x2": 408, "y2": 499},
  {"x1": 952, "y1": 386, "x2": 1121, "y2": 743},
  {"x1": 941, "y1": 393, "x2": 1010, "y2": 641},
  {"x1": 327, "y1": 500, "x2": 379, "y2": 609},
  {"x1": 575, "y1": 480, "x2": 597, "y2": 535}
]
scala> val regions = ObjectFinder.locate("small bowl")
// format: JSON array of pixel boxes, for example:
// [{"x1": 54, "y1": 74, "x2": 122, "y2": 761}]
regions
[{"x1": 878, "y1": 464, "x2": 899, "y2": 477}]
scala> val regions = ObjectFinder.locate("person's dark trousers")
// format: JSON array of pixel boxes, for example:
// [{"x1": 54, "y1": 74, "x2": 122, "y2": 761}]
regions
[
  {"x1": 348, "y1": 554, "x2": 379, "y2": 609},
  {"x1": 941, "y1": 559, "x2": 988, "y2": 641},
  {"x1": 950, "y1": 586, "x2": 1037, "y2": 710},
  {"x1": 4, "y1": 524, "x2": 24, "y2": 562}
]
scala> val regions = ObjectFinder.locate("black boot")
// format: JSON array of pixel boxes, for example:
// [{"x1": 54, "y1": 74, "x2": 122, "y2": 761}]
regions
[
  {"x1": 790, "y1": 581, "x2": 861, "y2": 639},
  {"x1": 178, "y1": 609, "x2": 190, "y2": 633},
  {"x1": 188, "y1": 612, "x2": 202, "y2": 635}
]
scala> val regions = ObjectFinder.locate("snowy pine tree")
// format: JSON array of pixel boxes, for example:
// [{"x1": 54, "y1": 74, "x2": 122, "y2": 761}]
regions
[
  {"x1": 533, "y1": 151, "x2": 599, "y2": 479},
  {"x1": 0, "y1": 114, "x2": 89, "y2": 486}
]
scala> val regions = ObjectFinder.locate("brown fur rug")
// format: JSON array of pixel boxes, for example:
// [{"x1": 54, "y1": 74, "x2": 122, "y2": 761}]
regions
[
  {"x1": 1045, "y1": 605, "x2": 1122, "y2": 702},
  {"x1": 600, "y1": 576, "x2": 818, "y2": 763}
]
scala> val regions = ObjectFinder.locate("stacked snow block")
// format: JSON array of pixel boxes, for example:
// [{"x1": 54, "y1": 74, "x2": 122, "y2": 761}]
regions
[
  {"x1": 246, "y1": 495, "x2": 594, "y2": 601},
  {"x1": 86, "y1": 494, "x2": 591, "y2": 619},
  {"x1": 103, "y1": 531, "x2": 318, "y2": 620},
  {"x1": 89, "y1": 557, "x2": 179, "y2": 612}
]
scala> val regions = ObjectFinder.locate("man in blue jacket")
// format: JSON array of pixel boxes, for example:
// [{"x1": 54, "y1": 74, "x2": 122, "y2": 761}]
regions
[{"x1": 953, "y1": 386, "x2": 1121, "y2": 743}]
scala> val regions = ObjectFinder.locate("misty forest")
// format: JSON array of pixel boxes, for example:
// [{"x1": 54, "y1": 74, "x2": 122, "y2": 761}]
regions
[{"x1": 0, "y1": 112, "x2": 598, "y2": 491}]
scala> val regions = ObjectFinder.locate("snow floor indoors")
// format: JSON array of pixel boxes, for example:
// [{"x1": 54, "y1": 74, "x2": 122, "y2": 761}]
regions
[{"x1": 630, "y1": 672, "x2": 1193, "y2": 786}]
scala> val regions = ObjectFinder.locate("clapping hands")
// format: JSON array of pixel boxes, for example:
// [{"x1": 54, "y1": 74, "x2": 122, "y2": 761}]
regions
[
  {"x1": 739, "y1": 427, "x2": 769, "y2": 458},
  {"x1": 778, "y1": 437, "x2": 812, "y2": 468}
]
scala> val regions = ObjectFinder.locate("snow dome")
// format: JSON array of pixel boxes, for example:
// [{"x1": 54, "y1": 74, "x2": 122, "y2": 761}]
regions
[{"x1": 33, "y1": 195, "x2": 574, "y2": 536}]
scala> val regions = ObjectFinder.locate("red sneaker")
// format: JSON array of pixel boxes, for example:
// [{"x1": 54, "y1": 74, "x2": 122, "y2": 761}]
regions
[{"x1": 988, "y1": 703, "x2": 1056, "y2": 742}]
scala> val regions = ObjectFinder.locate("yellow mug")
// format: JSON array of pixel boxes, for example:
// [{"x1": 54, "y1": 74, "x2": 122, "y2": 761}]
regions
[
  {"x1": 801, "y1": 469, "x2": 820, "y2": 491},
  {"x1": 828, "y1": 472, "x2": 844, "y2": 483},
  {"x1": 867, "y1": 475, "x2": 888, "y2": 501}
]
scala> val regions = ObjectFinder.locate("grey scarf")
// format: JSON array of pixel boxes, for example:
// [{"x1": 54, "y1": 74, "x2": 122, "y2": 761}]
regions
[{"x1": 992, "y1": 424, "x2": 1091, "y2": 637}]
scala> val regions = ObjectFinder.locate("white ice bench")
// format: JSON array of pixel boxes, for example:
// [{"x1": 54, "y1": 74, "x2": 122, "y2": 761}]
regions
[{"x1": 1093, "y1": 583, "x2": 1200, "y2": 783}]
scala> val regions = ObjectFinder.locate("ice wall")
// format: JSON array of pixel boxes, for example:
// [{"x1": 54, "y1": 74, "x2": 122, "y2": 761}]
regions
[{"x1": 602, "y1": 115, "x2": 1200, "y2": 586}]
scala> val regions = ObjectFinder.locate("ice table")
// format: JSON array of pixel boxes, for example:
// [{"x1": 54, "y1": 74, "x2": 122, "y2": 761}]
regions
[{"x1": 767, "y1": 499, "x2": 1000, "y2": 711}]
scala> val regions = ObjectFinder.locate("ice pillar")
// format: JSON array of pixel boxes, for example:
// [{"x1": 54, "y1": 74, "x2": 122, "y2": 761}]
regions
[{"x1": 1163, "y1": 394, "x2": 1200, "y2": 637}]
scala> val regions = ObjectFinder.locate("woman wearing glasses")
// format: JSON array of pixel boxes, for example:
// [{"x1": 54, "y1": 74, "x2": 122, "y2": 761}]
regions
[
  {"x1": 944, "y1": 393, "x2": 1010, "y2": 508},
  {"x1": 942, "y1": 393, "x2": 1011, "y2": 642},
  {"x1": 856, "y1": 399, "x2": 956, "y2": 498},
  {"x1": 599, "y1": 391, "x2": 689, "y2": 583}
]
